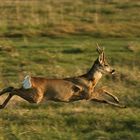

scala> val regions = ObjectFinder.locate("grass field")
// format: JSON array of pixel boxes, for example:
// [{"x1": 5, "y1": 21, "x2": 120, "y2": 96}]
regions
[{"x1": 0, "y1": 0, "x2": 140, "y2": 140}]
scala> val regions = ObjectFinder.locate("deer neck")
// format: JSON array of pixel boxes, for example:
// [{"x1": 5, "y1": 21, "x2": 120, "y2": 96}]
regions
[
  {"x1": 91, "y1": 70, "x2": 102, "y2": 86},
  {"x1": 84, "y1": 63, "x2": 103, "y2": 87}
]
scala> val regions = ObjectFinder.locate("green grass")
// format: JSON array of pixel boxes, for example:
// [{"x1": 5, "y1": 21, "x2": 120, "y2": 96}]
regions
[
  {"x1": 1, "y1": 103, "x2": 140, "y2": 140},
  {"x1": 0, "y1": 0, "x2": 139, "y2": 37},
  {"x1": 0, "y1": 36, "x2": 139, "y2": 140},
  {"x1": 0, "y1": 0, "x2": 140, "y2": 140}
]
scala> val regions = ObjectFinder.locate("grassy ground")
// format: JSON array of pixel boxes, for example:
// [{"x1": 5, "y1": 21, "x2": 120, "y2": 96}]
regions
[
  {"x1": 0, "y1": 0, "x2": 140, "y2": 38},
  {"x1": 0, "y1": 0, "x2": 140, "y2": 140}
]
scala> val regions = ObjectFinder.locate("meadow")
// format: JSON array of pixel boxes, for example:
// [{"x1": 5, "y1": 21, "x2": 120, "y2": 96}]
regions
[{"x1": 0, "y1": 0, "x2": 140, "y2": 140}]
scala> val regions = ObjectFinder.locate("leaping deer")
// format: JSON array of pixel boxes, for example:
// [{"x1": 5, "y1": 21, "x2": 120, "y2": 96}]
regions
[{"x1": 0, "y1": 46, "x2": 125, "y2": 109}]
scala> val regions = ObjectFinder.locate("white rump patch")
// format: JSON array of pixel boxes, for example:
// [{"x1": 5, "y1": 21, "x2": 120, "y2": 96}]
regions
[{"x1": 22, "y1": 75, "x2": 32, "y2": 89}]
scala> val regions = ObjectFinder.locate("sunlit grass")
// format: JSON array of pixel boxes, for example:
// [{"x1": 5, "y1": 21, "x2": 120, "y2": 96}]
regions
[
  {"x1": 0, "y1": 0, "x2": 139, "y2": 37},
  {"x1": 0, "y1": 36, "x2": 139, "y2": 140},
  {"x1": 0, "y1": 0, "x2": 139, "y2": 139}
]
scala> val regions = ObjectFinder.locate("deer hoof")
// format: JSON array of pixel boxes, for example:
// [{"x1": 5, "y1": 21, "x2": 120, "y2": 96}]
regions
[
  {"x1": 0, "y1": 105, "x2": 4, "y2": 109},
  {"x1": 120, "y1": 104, "x2": 126, "y2": 108},
  {"x1": 115, "y1": 97, "x2": 119, "y2": 103}
]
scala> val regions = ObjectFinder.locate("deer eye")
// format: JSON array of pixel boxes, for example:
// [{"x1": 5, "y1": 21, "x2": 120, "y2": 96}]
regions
[{"x1": 104, "y1": 64, "x2": 108, "y2": 66}]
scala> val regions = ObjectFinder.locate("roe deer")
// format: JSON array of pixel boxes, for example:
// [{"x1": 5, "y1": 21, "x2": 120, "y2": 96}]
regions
[{"x1": 0, "y1": 46, "x2": 125, "y2": 109}]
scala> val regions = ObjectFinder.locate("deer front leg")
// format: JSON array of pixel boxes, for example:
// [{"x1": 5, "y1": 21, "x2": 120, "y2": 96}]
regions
[
  {"x1": 103, "y1": 90, "x2": 119, "y2": 103},
  {"x1": 90, "y1": 97, "x2": 126, "y2": 108},
  {"x1": 97, "y1": 87, "x2": 119, "y2": 103},
  {"x1": 103, "y1": 99, "x2": 126, "y2": 108},
  {"x1": 89, "y1": 91, "x2": 126, "y2": 108},
  {"x1": 0, "y1": 94, "x2": 13, "y2": 109}
]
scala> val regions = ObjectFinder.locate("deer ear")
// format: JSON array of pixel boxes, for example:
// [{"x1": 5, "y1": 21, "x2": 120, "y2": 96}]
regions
[{"x1": 102, "y1": 52, "x2": 105, "y2": 62}]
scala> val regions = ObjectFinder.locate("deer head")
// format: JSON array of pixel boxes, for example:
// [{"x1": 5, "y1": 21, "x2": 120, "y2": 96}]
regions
[{"x1": 96, "y1": 44, "x2": 115, "y2": 75}]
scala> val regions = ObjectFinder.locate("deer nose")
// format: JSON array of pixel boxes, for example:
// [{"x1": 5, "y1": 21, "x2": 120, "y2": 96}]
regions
[{"x1": 111, "y1": 69, "x2": 115, "y2": 74}]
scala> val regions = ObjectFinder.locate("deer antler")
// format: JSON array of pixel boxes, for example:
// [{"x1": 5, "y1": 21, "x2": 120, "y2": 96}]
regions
[{"x1": 96, "y1": 43, "x2": 104, "y2": 54}]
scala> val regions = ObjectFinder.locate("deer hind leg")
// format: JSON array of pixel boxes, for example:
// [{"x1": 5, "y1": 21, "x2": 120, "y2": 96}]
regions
[
  {"x1": 0, "y1": 87, "x2": 15, "y2": 109},
  {"x1": 0, "y1": 93, "x2": 13, "y2": 109},
  {"x1": 0, "y1": 86, "x2": 14, "y2": 96}
]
